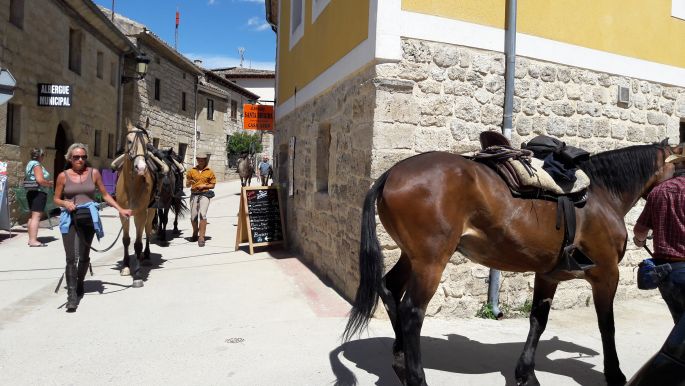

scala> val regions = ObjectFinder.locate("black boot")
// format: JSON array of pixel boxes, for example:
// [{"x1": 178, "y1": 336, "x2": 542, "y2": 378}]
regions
[
  {"x1": 76, "y1": 258, "x2": 90, "y2": 297},
  {"x1": 65, "y1": 264, "x2": 78, "y2": 312}
]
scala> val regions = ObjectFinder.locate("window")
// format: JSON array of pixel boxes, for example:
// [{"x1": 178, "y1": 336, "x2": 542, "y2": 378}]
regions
[
  {"x1": 207, "y1": 98, "x2": 214, "y2": 120},
  {"x1": 178, "y1": 143, "x2": 188, "y2": 163},
  {"x1": 9, "y1": 0, "x2": 24, "y2": 29},
  {"x1": 312, "y1": 0, "x2": 331, "y2": 22},
  {"x1": 155, "y1": 56, "x2": 161, "y2": 65},
  {"x1": 68, "y1": 28, "x2": 83, "y2": 74},
  {"x1": 96, "y1": 51, "x2": 104, "y2": 79},
  {"x1": 110, "y1": 62, "x2": 117, "y2": 86},
  {"x1": 289, "y1": 0, "x2": 305, "y2": 49},
  {"x1": 152, "y1": 137, "x2": 160, "y2": 148},
  {"x1": 680, "y1": 120, "x2": 684, "y2": 144},
  {"x1": 94, "y1": 130, "x2": 102, "y2": 157},
  {"x1": 5, "y1": 103, "x2": 20, "y2": 145},
  {"x1": 183, "y1": 72, "x2": 186, "y2": 80},
  {"x1": 154, "y1": 78, "x2": 161, "y2": 101},
  {"x1": 181, "y1": 92, "x2": 187, "y2": 111},
  {"x1": 316, "y1": 123, "x2": 331, "y2": 193},
  {"x1": 107, "y1": 133, "x2": 115, "y2": 158},
  {"x1": 230, "y1": 100, "x2": 238, "y2": 121},
  {"x1": 673, "y1": 0, "x2": 685, "y2": 20}
]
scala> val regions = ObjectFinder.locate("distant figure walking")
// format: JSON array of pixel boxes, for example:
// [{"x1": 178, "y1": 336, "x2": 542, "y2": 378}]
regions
[
  {"x1": 24, "y1": 148, "x2": 53, "y2": 247},
  {"x1": 257, "y1": 155, "x2": 273, "y2": 186}
]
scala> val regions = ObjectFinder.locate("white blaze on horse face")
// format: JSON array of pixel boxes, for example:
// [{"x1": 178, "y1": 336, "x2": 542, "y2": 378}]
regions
[{"x1": 135, "y1": 156, "x2": 147, "y2": 175}]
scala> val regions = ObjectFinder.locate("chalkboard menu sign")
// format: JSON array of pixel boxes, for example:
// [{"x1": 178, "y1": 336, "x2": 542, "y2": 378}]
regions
[{"x1": 235, "y1": 186, "x2": 286, "y2": 254}]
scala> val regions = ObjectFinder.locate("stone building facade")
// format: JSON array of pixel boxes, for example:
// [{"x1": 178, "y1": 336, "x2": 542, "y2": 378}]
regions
[
  {"x1": 196, "y1": 68, "x2": 259, "y2": 181},
  {"x1": 105, "y1": 10, "x2": 203, "y2": 169},
  {"x1": 274, "y1": 39, "x2": 685, "y2": 318},
  {"x1": 0, "y1": 0, "x2": 134, "y2": 220}
]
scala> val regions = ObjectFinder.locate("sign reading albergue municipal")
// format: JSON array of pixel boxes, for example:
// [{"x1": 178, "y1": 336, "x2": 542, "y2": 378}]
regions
[{"x1": 37, "y1": 83, "x2": 72, "y2": 107}]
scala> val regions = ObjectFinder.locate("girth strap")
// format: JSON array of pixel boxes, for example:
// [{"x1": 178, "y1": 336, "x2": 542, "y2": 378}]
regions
[{"x1": 551, "y1": 196, "x2": 595, "y2": 272}]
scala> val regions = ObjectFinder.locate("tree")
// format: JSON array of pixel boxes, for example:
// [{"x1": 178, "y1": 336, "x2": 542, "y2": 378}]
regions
[{"x1": 226, "y1": 132, "x2": 263, "y2": 156}]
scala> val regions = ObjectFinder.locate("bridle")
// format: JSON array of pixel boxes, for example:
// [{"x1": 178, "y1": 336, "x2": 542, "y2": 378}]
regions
[{"x1": 126, "y1": 127, "x2": 150, "y2": 161}]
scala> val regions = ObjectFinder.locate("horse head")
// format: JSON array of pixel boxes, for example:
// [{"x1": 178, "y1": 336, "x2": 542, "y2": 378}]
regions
[
  {"x1": 124, "y1": 124, "x2": 151, "y2": 176},
  {"x1": 638, "y1": 139, "x2": 685, "y2": 200}
]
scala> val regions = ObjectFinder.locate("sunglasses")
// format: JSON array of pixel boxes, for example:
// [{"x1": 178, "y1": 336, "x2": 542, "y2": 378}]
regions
[{"x1": 71, "y1": 155, "x2": 88, "y2": 161}]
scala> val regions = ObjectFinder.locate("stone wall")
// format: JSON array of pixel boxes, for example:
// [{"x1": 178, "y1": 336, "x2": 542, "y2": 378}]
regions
[
  {"x1": 273, "y1": 65, "x2": 376, "y2": 298},
  {"x1": 123, "y1": 40, "x2": 197, "y2": 169},
  {"x1": 371, "y1": 38, "x2": 685, "y2": 318},
  {"x1": 0, "y1": 1, "x2": 124, "y2": 222}
]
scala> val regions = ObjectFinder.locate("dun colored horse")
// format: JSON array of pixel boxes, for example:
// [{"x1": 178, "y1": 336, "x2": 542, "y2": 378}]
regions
[
  {"x1": 237, "y1": 154, "x2": 255, "y2": 187},
  {"x1": 344, "y1": 141, "x2": 683, "y2": 386},
  {"x1": 113, "y1": 122, "x2": 167, "y2": 277}
]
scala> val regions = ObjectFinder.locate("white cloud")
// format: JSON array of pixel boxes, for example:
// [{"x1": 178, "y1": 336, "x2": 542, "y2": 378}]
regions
[
  {"x1": 247, "y1": 16, "x2": 271, "y2": 31},
  {"x1": 184, "y1": 53, "x2": 275, "y2": 71},
  {"x1": 208, "y1": 0, "x2": 217, "y2": 4}
]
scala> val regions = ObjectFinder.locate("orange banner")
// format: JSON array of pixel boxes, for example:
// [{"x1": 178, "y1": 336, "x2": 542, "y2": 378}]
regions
[{"x1": 243, "y1": 104, "x2": 274, "y2": 131}]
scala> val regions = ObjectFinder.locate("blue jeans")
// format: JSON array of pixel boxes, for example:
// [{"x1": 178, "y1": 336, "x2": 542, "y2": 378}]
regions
[{"x1": 657, "y1": 262, "x2": 685, "y2": 323}]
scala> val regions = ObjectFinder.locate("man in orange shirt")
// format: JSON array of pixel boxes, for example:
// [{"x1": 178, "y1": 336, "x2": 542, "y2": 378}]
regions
[{"x1": 186, "y1": 152, "x2": 216, "y2": 247}]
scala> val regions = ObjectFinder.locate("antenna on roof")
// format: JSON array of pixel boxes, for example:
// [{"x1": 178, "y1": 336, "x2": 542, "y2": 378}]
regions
[
  {"x1": 175, "y1": 7, "x2": 180, "y2": 50},
  {"x1": 238, "y1": 47, "x2": 245, "y2": 67},
  {"x1": 111, "y1": 0, "x2": 115, "y2": 21}
]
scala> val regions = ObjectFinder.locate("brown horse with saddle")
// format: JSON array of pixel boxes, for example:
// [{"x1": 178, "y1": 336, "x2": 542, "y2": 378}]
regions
[{"x1": 343, "y1": 133, "x2": 684, "y2": 386}]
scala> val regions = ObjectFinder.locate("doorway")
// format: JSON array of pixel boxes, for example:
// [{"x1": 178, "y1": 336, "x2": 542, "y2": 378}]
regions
[{"x1": 54, "y1": 122, "x2": 70, "y2": 182}]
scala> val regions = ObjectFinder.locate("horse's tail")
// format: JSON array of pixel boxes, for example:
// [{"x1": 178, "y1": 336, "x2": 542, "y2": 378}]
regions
[
  {"x1": 172, "y1": 194, "x2": 189, "y2": 218},
  {"x1": 342, "y1": 169, "x2": 391, "y2": 342}
]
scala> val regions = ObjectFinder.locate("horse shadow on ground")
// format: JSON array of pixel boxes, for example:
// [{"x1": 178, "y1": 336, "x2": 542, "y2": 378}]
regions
[
  {"x1": 330, "y1": 334, "x2": 602, "y2": 386},
  {"x1": 154, "y1": 230, "x2": 184, "y2": 246},
  {"x1": 111, "y1": 252, "x2": 166, "y2": 282},
  {"x1": 82, "y1": 280, "x2": 132, "y2": 295},
  {"x1": 37, "y1": 236, "x2": 59, "y2": 245}
]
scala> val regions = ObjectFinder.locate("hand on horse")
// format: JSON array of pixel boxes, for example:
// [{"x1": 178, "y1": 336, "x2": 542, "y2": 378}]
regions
[{"x1": 119, "y1": 208, "x2": 133, "y2": 218}]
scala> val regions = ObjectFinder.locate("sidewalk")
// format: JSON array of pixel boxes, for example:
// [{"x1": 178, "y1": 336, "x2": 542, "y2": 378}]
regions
[{"x1": 0, "y1": 180, "x2": 674, "y2": 385}]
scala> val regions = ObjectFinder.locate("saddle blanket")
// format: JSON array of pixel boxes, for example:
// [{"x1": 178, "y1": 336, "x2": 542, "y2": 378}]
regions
[{"x1": 506, "y1": 157, "x2": 590, "y2": 195}]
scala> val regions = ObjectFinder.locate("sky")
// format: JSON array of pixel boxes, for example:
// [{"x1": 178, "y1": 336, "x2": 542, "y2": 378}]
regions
[{"x1": 94, "y1": 0, "x2": 276, "y2": 70}]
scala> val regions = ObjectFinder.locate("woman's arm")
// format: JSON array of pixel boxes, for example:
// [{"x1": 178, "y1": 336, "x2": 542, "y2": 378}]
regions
[
  {"x1": 32, "y1": 165, "x2": 53, "y2": 187},
  {"x1": 53, "y1": 172, "x2": 76, "y2": 212},
  {"x1": 92, "y1": 169, "x2": 132, "y2": 217}
]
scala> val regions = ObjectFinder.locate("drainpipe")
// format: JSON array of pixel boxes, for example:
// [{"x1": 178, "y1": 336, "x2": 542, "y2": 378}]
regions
[
  {"x1": 193, "y1": 76, "x2": 198, "y2": 164},
  {"x1": 115, "y1": 53, "x2": 124, "y2": 151},
  {"x1": 488, "y1": 0, "x2": 517, "y2": 320}
]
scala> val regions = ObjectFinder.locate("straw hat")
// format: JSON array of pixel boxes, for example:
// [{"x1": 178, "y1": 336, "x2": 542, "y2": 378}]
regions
[
  {"x1": 196, "y1": 148, "x2": 212, "y2": 159},
  {"x1": 665, "y1": 154, "x2": 685, "y2": 164}
]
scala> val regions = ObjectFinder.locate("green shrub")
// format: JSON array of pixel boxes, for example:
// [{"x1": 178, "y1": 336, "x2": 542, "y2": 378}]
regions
[
  {"x1": 475, "y1": 303, "x2": 497, "y2": 320},
  {"x1": 227, "y1": 132, "x2": 263, "y2": 156}
]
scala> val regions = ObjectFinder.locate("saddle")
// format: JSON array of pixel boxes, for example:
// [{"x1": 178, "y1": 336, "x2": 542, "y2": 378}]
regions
[{"x1": 471, "y1": 131, "x2": 595, "y2": 273}]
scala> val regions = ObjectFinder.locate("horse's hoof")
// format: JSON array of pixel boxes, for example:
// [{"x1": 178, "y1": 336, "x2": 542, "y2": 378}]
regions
[
  {"x1": 120, "y1": 267, "x2": 130, "y2": 276},
  {"x1": 132, "y1": 279, "x2": 144, "y2": 288}
]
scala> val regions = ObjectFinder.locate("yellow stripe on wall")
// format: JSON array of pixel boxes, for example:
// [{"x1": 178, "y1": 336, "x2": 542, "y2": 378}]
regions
[
  {"x1": 403, "y1": 0, "x2": 685, "y2": 68},
  {"x1": 278, "y1": 0, "x2": 369, "y2": 104}
]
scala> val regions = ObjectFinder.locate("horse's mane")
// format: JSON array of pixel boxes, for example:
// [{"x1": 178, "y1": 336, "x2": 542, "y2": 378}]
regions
[{"x1": 578, "y1": 144, "x2": 660, "y2": 197}]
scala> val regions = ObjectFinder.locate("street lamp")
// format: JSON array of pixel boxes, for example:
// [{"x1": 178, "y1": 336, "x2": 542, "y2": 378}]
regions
[{"x1": 121, "y1": 53, "x2": 150, "y2": 84}]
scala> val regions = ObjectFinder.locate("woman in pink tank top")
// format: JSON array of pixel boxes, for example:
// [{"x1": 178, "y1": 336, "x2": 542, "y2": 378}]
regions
[{"x1": 53, "y1": 143, "x2": 132, "y2": 312}]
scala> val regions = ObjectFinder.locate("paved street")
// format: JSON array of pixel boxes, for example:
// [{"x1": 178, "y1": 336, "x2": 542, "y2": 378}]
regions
[{"x1": 0, "y1": 180, "x2": 675, "y2": 385}]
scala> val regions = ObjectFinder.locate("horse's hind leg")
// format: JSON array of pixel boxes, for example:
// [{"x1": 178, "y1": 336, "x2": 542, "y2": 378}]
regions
[
  {"x1": 378, "y1": 252, "x2": 412, "y2": 382},
  {"x1": 143, "y1": 208, "x2": 155, "y2": 261},
  {"x1": 515, "y1": 274, "x2": 559, "y2": 386},
  {"x1": 399, "y1": 257, "x2": 448, "y2": 386},
  {"x1": 588, "y1": 269, "x2": 626, "y2": 386}
]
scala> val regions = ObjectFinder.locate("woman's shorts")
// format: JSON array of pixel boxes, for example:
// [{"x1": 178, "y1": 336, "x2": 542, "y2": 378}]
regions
[{"x1": 26, "y1": 190, "x2": 47, "y2": 212}]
